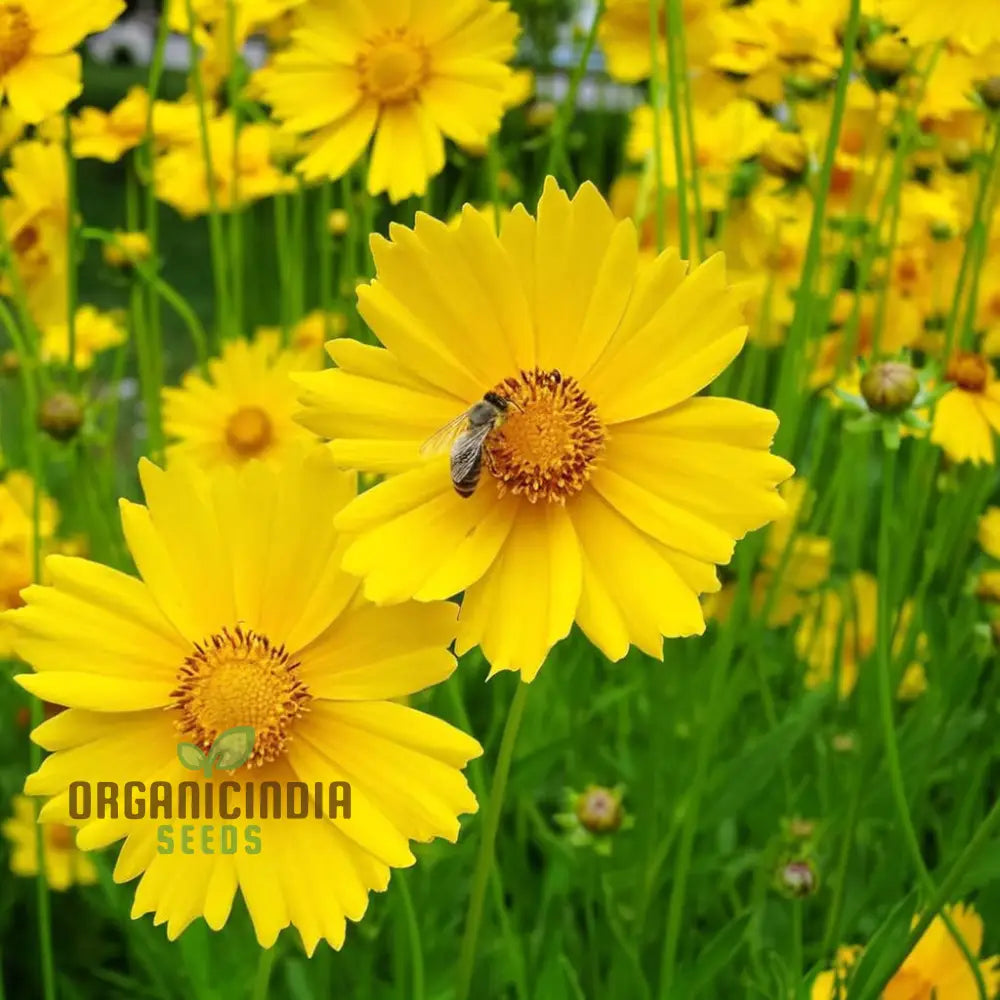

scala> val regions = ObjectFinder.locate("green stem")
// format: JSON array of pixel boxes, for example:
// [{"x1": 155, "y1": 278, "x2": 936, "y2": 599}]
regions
[
  {"x1": 226, "y1": 0, "x2": 244, "y2": 338},
  {"x1": 62, "y1": 113, "x2": 79, "y2": 387},
  {"x1": 663, "y1": 0, "x2": 690, "y2": 260},
  {"x1": 455, "y1": 681, "x2": 530, "y2": 1000},
  {"x1": 657, "y1": 565, "x2": 752, "y2": 999},
  {"x1": 0, "y1": 243, "x2": 56, "y2": 1000},
  {"x1": 140, "y1": 2, "x2": 169, "y2": 395},
  {"x1": 318, "y1": 180, "x2": 333, "y2": 337},
  {"x1": 875, "y1": 444, "x2": 988, "y2": 1000},
  {"x1": 674, "y1": 0, "x2": 705, "y2": 261},
  {"x1": 184, "y1": 0, "x2": 230, "y2": 346},
  {"x1": 945, "y1": 119, "x2": 1000, "y2": 358},
  {"x1": 250, "y1": 948, "x2": 276, "y2": 1000},
  {"x1": 821, "y1": 764, "x2": 864, "y2": 956},
  {"x1": 854, "y1": 793, "x2": 1000, "y2": 1000},
  {"x1": 80, "y1": 228, "x2": 209, "y2": 378},
  {"x1": 542, "y1": 2, "x2": 605, "y2": 187},
  {"x1": 647, "y1": 0, "x2": 666, "y2": 251},
  {"x1": 774, "y1": 0, "x2": 861, "y2": 453},
  {"x1": 396, "y1": 873, "x2": 425, "y2": 1000}
]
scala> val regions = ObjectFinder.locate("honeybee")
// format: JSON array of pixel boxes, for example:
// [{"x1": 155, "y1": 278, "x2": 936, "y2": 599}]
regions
[{"x1": 421, "y1": 392, "x2": 517, "y2": 497}]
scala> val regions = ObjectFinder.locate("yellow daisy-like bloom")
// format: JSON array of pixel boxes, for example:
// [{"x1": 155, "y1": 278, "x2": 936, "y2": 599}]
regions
[
  {"x1": 255, "y1": 310, "x2": 346, "y2": 372},
  {"x1": 71, "y1": 87, "x2": 202, "y2": 163},
  {"x1": 932, "y1": 353, "x2": 1000, "y2": 465},
  {"x1": 0, "y1": 104, "x2": 24, "y2": 153},
  {"x1": 71, "y1": 86, "x2": 149, "y2": 162},
  {"x1": 41, "y1": 305, "x2": 126, "y2": 369},
  {"x1": 627, "y1": 100, "x2": 777, "y2": 211},
  {"x1": 868, "y1": 0, "x2": 1000, "y2": 50},
  {"x1": 0, "y1": 0, "x2": 124, "y2": 123},
  {"x1": 598, "y1": 0, "x2": 726, "y2": 83},
  {"x1": 1, "y1": 139, "x2": 70, "y2": 327},
  {"x1": 102, "y1": 230, "x2": 153, "y2": 270},
  {"x1": 979, "y1": 506, "x2": 1000, "y2": 560},
  {"x1": 795, "y1": 572, "x2": 926, "y2": 699},
  {"x1": 9, "y1": 450, "x2": 480, "y2": 950},
  {"x1": 812, "y1": 903, "x2": 1000, "y2": 999},
  {"x1": 295, "y1": 179, "x2": 794, "y2": 679},
  {"x1": 256, "y1": 0, "x2": 519, "y2": 201},
  {"x1": 706, "y1": 478, "x2": 831, "y2": 628},
  {"x1": 0, "y1": 470, "x2": 58, "y2": 655},
  {"x1": 162, "y1": 335, "x2": 319, "y2": 470},
  {"x1": 2, "y1": 795, "x2": 98, "y2": 891},
  {"x1": 155, "y1": 115, "x2": 294, "y2": 218}
]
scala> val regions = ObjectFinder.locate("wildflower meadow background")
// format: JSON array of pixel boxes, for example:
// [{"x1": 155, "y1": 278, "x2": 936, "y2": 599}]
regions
[{"x1": 2, "y1": 0, "x2": 1000, "y2": 997}]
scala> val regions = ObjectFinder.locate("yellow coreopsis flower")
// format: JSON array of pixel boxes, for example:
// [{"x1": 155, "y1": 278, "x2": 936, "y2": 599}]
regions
[
  {"x1": 102, "y1": 230, "x2": 153, "y2": 269},
  {"x1": 155, "y1": 115, "x2": 294, "y2": 218},
  {"x1": 9, "y1": 449, "x2": 480, "y2": 951},
  {"x1": 256, "y1": 0, "x2": 520, "y2": 201},
  {"x1": 812, "y1": 903, "x2": 1000, "y2": 999},
  {"x1": 598, "y1": 0, "x2": 726, "y2": 83},
  {"x1": 294, "y1": 179, "x2": 794, "y2": 680},
  {"x1": 70, "y1": 87, "x2": 202, "y2": 163},
  {"x1": 41, "y1": 305, "x2": 126, "y2": 368},
  {"x1": 1, "y1": 138, "x2": 70, "y2": 326},
  {"x1": 979, "y1": 506, "x2": 1000, "y2": 560},
  {"x1": 795, "y1": 572, "x2": 926, "y2": 698},
  {"x1": 868, "y1": 0, "x2": 1000, "y2": 50},
  {"x1": 932, "y1": 353, "x2": 1000, "y2": 465},
  {"x1": 71, "y1": 86, "x2": 149, "y2": 162},
  {"x1": 255, "y1": 311, "x2": 346, "y2": 372},
  {"x1": 2, "y1": 795, "x2": 98, "y2": 891},
  {"x1": 628, "y1": 100, "x2": 777, "y2": 210},
  {"x1": 0, "y1": 104, "x2": 24, "y2": 153},
  {"x1": 0, "y1": 470, "x2": 59, "y2": 656},
  {"x1": 162, "y1": 334, "x2": 319, "y2": 470},
  {"x1": 0, "y1": 0, "x2": 124, "y2": 123}
]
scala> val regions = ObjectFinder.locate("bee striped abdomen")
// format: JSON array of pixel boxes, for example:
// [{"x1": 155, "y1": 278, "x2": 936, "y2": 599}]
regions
[{"x1": 452, "y1": 452, "x2": 483, "y2": 496}]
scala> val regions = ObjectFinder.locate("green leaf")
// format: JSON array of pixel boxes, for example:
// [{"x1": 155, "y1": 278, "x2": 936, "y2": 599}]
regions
[
  {"x1": 208, "y1": 726, "x2": 256, "y2": 773},
  {"x1": 177, "y1": 742, "x2": 206, "y2": 772}
]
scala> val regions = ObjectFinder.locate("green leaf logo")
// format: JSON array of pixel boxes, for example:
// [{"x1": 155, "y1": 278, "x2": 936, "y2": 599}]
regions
[
  {"x1": 176, "y1": 727, "x2": 256, "y2": 777},
  {"x1": 209, "y1": 727, "x2": 256, "y2": 773},
  {"x1": 177, "y1": 742, "x2": 207, "y2": 771}
]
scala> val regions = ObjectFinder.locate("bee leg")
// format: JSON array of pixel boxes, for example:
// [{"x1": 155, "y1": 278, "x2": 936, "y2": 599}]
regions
[{"x1": 484, "y1": 450, "x2": 499, "y2": 476}]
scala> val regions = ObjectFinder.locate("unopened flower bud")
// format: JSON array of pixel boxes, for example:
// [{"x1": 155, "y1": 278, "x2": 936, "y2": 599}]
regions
[
  {"x1": 860, "y1": 360, "x2": 919, "y2": 415},
  {"x1": 942, "y1": 137, "x2": 973, "y2": 173},
  {"x1": 0, "y1": 349, "x2": 20, "y2": 375},
  {"x1": 978, "y1": 76, "x2": 1000, "y2": 110},
  {"x1": 103, "y1": 231, "x2": 151, "y2": 270},
  {"x1": 760, "y1": 131, "x2": 809, "y2": 181},
  {"x1": 526, "y1": 101, "x2": 557, "y2": 130},
  {"x1": 575, "y1": 785, "x2": 624, "y2": 834},
  {"x1": 327, "y1": 209, "x2": 350, "y2": 236},
  {"x1": 863, "y1": 33, "x2": 912, "y2": 82},
  {"x1": 777, "y1": 858, "x2": 818, "y2": 898},
  {"x1": 38, "y1": 392, "x2": 85, "y2": 442}
]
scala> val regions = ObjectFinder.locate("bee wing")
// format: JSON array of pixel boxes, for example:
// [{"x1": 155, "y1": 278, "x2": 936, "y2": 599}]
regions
[
  {"x1": 450, "y1": 424, "x2": 493, "y2": 482},
  {"x1": 420, "y1": 408, "x2": 475, "y2": 457}
]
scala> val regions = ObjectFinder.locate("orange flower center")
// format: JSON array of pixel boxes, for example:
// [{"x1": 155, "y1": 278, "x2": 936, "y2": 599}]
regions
[
  {"x1": 989, "y1": 292, "x2": 1000, "y2": 319},
  {"x1": 0, "y1": 4, "x2": 31, "y2": 76},
  {"x1": 946, "y1": 352, "x2": 990, "y2": 392},
  {"x1": 170, "y1": 625, "x2": 310, "y2": 768},
  {"x1": 225, "y1": 406, "x2": 273, "y2": 458},
  {"x1": 11, "y1": 223, "x2": 38, "y2": 256},
  {"x1": 357, "y1": 31, "x2": 430, "y2": 104},
  {"x1": 47, "y1": 824, "x2": 76, "y2": 851},
  {"x1": 841, "y1": 127, "x2": 865, "y2": 156},
  {"x1": 485, "y1": 368, "x2": 605, "y2": 504}
]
